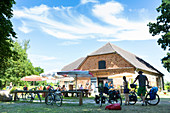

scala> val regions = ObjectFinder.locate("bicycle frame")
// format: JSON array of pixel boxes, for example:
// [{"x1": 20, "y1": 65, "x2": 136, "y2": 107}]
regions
[
  {"x1": 95, "y1": 87, "x2": 122, "y2": 107},
  {"x1": 129, "y1": 84, "x2": 160, "y2": 105},
  {"x1": 45, "y1": 85, "x2": 63, "y2": 106}
]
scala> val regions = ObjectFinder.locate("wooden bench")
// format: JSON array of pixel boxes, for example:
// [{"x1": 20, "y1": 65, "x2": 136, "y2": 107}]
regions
[{"x1": 11, "y1": 90, "x2": 83, "y2": 105}]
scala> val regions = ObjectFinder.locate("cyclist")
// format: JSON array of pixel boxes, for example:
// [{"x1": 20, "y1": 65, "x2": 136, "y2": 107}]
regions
[{"x1": 132, "y1": 71, "x2": 149, "y2": 106}]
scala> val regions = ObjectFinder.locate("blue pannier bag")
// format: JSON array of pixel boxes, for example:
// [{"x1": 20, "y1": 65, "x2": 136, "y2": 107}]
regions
[
  {"x1": 129, "y1": 95, "x2": 137, "y2": 101},
  {"x1": 149, "y1": 87, "x2": 158, "y2": 100}
]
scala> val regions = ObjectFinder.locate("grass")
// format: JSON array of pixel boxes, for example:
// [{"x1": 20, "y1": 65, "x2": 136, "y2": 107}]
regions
[{"x1": 0, "y1": 95, "x2": 170, "y2": 113}]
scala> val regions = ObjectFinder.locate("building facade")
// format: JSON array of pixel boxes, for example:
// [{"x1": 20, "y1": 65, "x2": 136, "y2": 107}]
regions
[{"x1": 61, "y1": 43, "x2": 164, "y2": 91}]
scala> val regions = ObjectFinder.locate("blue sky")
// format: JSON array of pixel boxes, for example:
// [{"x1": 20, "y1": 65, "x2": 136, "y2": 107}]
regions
[{"x1": 11, "y1": 0, "x2": 170, "y2": 81}]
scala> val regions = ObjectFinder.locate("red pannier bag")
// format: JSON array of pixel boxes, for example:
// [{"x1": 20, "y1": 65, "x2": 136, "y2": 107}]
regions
[{"x1": 105, "y1": 103, "x2": 121, "y2": 110}]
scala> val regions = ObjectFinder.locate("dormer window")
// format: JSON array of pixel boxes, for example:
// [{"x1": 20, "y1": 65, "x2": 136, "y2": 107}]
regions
[{"x1": 98, "y1": 60, "x2": 106, "y2": 69}]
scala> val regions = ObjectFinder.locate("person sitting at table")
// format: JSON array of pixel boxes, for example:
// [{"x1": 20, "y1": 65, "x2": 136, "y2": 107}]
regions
[
  {"x1": 105, "y1": 82, "x2": 109, "y2": 88},
  {"x1": 56, "y1": 85, "x2": 61, "y2": 91},
  {"x1": 109, "y1": 84, "x2": 114, "y2": 90},
  {"x1": 61, "y1": 85, "x2": 68, "y2": 97},
  {"x1": 79, "y1": 85, "x2": 83, "y2": 89},
  {"x1": 61, "y1": 85, "x2": 66, "y2": 91},
  {"x1": 23, "y1": 85, "x2": 28, "y2": 91}
]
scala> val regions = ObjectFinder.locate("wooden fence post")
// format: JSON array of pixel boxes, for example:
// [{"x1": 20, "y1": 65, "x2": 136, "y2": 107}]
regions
[{"x1": 79, "y1": 91, "x2": 82, "y2": 105}]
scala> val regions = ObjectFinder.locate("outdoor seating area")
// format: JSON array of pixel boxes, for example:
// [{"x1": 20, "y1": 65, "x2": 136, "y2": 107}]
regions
[{"x1": 11, "y1": 89, "x2": 83, "y2": 105}]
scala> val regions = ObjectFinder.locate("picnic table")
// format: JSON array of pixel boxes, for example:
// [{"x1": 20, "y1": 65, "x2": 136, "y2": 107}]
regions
[
  {"x1": 11, "y1": 90, "x2": 83, "y2": 105},
  {"x1": 77, "y1": 89, "x2": 89, "y2": 97}
]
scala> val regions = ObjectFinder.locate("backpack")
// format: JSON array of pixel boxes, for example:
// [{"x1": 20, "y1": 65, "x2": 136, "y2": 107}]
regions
[
  {"x1": 129, "y1": 94, "x2": 137, "y2": 101},
  {"x1": 109, "y1": 90, "x2": 117, "y2": 100},
  {"x1": 105, "y1": 103, "x2": 121, "y2": 110},
  {"x1": 149, "y1": 87, "x2": 158, "y2": 100}
]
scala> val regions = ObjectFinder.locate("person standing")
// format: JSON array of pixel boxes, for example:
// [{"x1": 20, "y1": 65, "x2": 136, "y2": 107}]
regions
[
  {"x1": 132, "y1": 71, "x2": 149, "y2": 106},
  {"x1": 123, "y1": 76, "x2": 129, "y2": 105},
  {"x1": 9, "y1": 82, "x2": 13, "y2": 90}
]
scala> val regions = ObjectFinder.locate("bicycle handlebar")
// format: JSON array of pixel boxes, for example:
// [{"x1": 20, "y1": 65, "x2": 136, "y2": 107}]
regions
[{"x1": 130, "y1": 84, "x2": 152, "y2": 88}]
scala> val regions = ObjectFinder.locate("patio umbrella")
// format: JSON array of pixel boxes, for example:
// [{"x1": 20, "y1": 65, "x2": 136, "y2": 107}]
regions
[
  {"x1": 21, "y1": 75, "x2": 46, "y2": 81},
  {"x1": 21, "y1": 75, "x2": 46, "y2": 85},
  {"x1": 57, "y1": 70, "x2": 93, "y2": 90}
]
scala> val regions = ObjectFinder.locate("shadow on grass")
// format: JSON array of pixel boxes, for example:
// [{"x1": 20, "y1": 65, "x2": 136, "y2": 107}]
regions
[{"x1": 0, "y1": 97, "x2": 170, "y2": 113}]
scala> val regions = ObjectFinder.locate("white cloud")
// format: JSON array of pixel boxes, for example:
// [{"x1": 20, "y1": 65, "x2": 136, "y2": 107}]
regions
[
  {"x1": 92, "y1": 1, "x2": 126, "y2": 26},
  {"x1": 81, "y1": 0, "x2": 99, "y2": 4},
  {"x1": 18, "y1": 21, "x2": 32, "y2": 33},
  {"x1": 13, "y1": 1, "x2": 159, "y2": 42},
  {"x1": 29, "y1": 54, "x2": 57, "y2": 61},
  {"x1": 41, "y1": 27, "x2": 85, "y2": 40},
  {"x1": 60, "y1": 41, "x2": 80, "y2": 46},
  {"x1": 18, "y1": 25, "x2": 32, "y2": 33},
  {"x1": 28, "y1": 54, "x2": 64, "y2": 72}
]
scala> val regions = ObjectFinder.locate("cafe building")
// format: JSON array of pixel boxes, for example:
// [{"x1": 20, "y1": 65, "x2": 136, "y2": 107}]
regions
[{"x1": 61, "y1": 43, "x2": 164, "y2": 91}]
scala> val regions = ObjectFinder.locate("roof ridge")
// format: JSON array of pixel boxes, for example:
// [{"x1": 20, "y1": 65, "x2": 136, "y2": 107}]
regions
[
  {"x1": 108, "y1": 42, "x2": 115, "y2": 52},
  {"x1": 88, "y1": 42, "x2": 116, "y2": 56},
  {"x1": 110, "y1": 43, "x2": 136, "y2": 56}
]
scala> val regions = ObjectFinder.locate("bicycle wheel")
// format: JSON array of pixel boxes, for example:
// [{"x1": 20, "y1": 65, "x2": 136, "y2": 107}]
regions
[
  {"x1": 99, "y1": 96, "x2": 102, "y2": 107},
  {"x1": 45, "y1": 94, "x2": 53, "y2": 105},
  {"x1": 26, "y1": 93, "x2": 33, "y2": 102},
  {"x1": 115, "y1": 96, "x2": 122, "y2": 105},
  {"x1": 19, "y1": 93, "x2": 27, "y2": 101},
  {"x1": 145, "y1": 93, "x2": 160, "y2": 105},
  {"x1": 129, "y1": 92, "x2": 137, "y2": 105},
  {"x1": 55, "y1": 94, "x2": 62, "y2": 107}
]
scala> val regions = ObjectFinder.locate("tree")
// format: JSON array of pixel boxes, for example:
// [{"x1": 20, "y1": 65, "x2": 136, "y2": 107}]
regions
[
  {"x1": 148, "y1": 0, "x2": 170, "y2": 72},
  {"x1": 0, "y1": 0, "x2": 17, "y2": 70},
  {"x1": 0, "y1": 41, "x2": 44, "y2": 88},
  {"x1": 34, "y1": 67, "x2": 44, "y2": 75}
]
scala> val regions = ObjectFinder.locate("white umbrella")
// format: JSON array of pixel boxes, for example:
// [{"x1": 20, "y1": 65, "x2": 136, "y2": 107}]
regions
[{"x1": 57, "y1": 70, "x2": 93, "y2": 90}]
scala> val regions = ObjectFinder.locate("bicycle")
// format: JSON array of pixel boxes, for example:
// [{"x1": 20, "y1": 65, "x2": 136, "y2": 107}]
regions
[
  {"x1": 16, "y1": 92, "x2": 27, "y2": 101},
  {"x1": 129, "y1": 84, "x2": 160, "y2": 105},
  {"x1": 95, "y1": 87, "x2": 122, "y2": 107},
  {"x1": 26, "y1": 87, "x2": 41, "y2": 102},
  {"x1": 45, "y1": 85, "x2": 63, "y2": 106}
]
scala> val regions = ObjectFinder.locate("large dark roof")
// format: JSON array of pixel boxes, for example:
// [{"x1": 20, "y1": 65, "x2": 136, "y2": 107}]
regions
[
  {"x1": 61, "y1": 43, "x2": 163, "y2": 75},
  {"x1": 61, "y1": 57, "x2": 86, "y2": 71}
]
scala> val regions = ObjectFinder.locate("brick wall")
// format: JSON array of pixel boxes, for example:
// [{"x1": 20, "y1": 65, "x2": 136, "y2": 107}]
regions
[{"x1": 79, "y1": 53, "x2": 134, "y2": 71}]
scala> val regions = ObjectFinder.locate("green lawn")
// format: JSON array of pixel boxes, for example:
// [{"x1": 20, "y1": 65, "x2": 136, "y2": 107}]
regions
[{"x1": 0, "y1": 96, "x2": 170, "y2": 113}]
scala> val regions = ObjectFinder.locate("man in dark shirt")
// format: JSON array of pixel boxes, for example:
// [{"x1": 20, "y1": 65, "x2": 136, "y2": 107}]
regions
[
  {"x1": 23, "y1": 85, "x2": 28, "y2": 91},
  {"x1": 133, "y1": 71, "x2": 149, "y2": 106}
]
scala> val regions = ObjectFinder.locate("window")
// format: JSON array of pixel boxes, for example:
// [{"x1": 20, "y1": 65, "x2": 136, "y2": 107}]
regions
[{"x1": 98, "y1": 60, "x2": 106, "y2": 69}]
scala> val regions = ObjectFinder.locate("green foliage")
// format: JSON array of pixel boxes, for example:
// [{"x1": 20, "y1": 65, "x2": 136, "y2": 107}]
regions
[
  {"x1": 0, "y1": 41, "x2": 44, "y2": 89},
  {"x1": 34, "y1": 67, "x2": 44, "y2": 75},
  {"x1": 148, "y1": 0, "x2": 170, "y2": 72},
  {"x1": 162, "y1": 52, "x2": 170, "y2": 72},
  {"x1": 49, "y1": 82, "x2": 54, "y2": 87},
  {"x1": 165, "y1": 82, "x2": 170, "y2": 90},
  {"x1": 0, "y1": 0, "x2": 17, "y2": 71}
]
